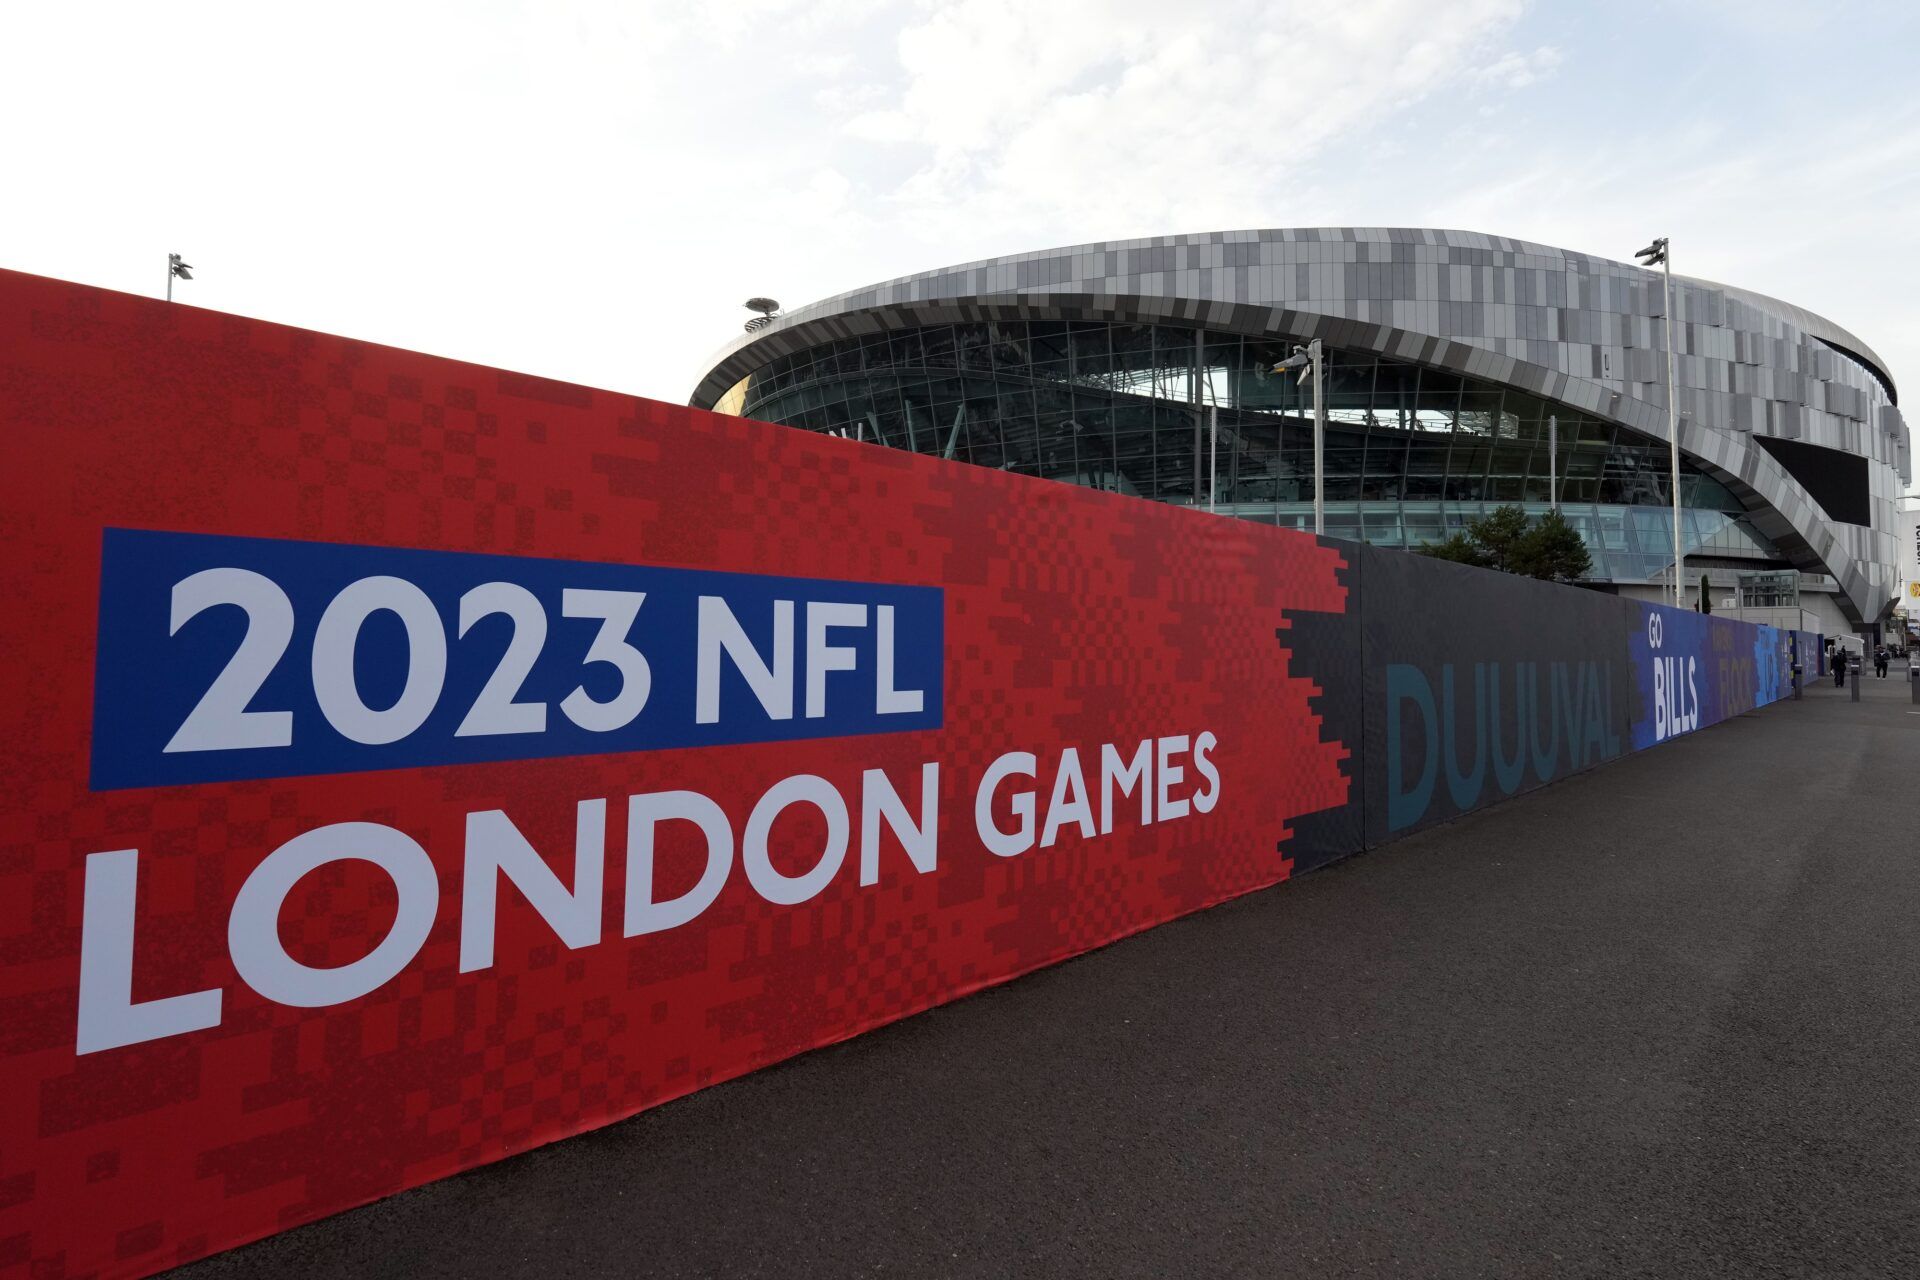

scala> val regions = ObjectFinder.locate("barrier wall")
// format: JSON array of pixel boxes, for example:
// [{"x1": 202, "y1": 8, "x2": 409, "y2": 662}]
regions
[
  {"x1": 1355, "y1": 548, "x2": 1803, "y2": 844},
  {"x1": 1793, "y1": 629, "x2": 1826, "y2": 679},
  {"x1": 0, "y1": 271, "x2": 1801, "y2": 1277}
]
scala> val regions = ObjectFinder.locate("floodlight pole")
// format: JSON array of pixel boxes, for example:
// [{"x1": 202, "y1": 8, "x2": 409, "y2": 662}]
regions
[
  {"x1": 1310, "y1": 338, "x2": 1325, "y2": 536},
  {"x1": 1661, "y1": 245, "x2": 1683, "y2": 609},
  {"x1": 1271, "y1": 341, "x2": 1327, "y2": 535},
  {"x1": 1548, "y1": 414, "x2": 1558, "y2": 512},
  {"x1": 167, "y1": 256, "x2": 174, "y2": 303},
  {"x1": 1209, "y1": 405, "x2": 1218, "y2": 513},
  {"x1": 1297, "y1": 339, "x2": 1328, "y2": 537}
]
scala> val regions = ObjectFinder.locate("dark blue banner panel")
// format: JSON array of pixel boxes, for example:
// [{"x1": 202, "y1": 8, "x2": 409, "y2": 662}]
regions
[{"x1": 92, "y1": 529, "x2": 943, "y2": 789}]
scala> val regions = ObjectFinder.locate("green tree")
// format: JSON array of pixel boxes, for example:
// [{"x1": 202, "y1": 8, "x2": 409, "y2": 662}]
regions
[
  {"x1": 1419, "y1": 531, "x2": 1491, "y2": 568},
  {"x1": 1516, "y1": 510, "x2": 1593, "y2": 584},
  {"x1": 1417, "y1": 504, "x2": 1592, "y2": 584},
  {"x1": 1464, "y1": 504, "x2": 1532, "y2": 573}
]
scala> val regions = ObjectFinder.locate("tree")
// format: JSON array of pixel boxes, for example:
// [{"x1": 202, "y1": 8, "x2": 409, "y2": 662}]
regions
[
  {"x1": 1465, "y1": 504, "x2": 1532, "y2": 573},
  {"x1": 1515, "y1": 510, "x2": 1593, "y2": 584},
  {"x1": 1417, "y1": 504, "x2": 1592, "y2": 584},
  {"x1": 1698, "y1": 572, "x2": 1712, "y2": 614},
  {"x1": 1419, "y1": 531, "x2": 1491, "y2": 568}
]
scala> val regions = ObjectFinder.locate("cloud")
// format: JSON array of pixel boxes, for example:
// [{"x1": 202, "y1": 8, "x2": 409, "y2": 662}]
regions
[
  {"x1": 843, "y1": 108, "x2": 918, "y2": 142},
  {"x1": 1472, "y1": 45, "x2": 1563, "y2": 92},
  {"x1": 815, "y1": 82, "x2": 891, "y2": 115},
  {"x1": 4, "y1": 0, "x2": 1913, "y2": 462},
  {"x1": 842, "y1": 0, "x2": 1529, "y2": 240}
]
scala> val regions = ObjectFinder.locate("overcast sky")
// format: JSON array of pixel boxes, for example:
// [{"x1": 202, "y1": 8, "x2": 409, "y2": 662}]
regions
[{"x1": 5, "y1": 0, "x2": 1918, "y2": 434}]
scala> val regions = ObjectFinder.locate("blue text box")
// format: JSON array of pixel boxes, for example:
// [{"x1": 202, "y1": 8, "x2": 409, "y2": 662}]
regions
[{"x1": 91, "y1": 529, "x2": 944, "y2": 789}]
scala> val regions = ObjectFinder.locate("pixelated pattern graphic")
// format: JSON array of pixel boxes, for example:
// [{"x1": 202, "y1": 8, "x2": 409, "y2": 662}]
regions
[{"x1": 0, "y1": 270, "x2": 1355, "y2": 1278}]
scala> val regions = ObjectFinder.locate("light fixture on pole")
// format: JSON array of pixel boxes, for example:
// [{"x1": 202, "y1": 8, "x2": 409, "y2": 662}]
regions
[
  {"x1": 167, "y1": 253, "x2": 193, "y2": 302},
  {"x1": 1273, "y1": 340, "x2": 1326, "y2": 535},
  {"x1": 743, "y1": 297, "x2": 781, "y2": 333},
  {"x1": 1633, "y1": 236, "x2": 1683, "y2": 609}
]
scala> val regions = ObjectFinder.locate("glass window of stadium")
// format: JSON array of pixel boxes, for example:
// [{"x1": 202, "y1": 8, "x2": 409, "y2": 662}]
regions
[{"x1": 731, "y1": 320, "x2": 1778, "y2": 580}]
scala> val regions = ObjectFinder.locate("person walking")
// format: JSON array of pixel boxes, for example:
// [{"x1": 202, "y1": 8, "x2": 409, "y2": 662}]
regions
[
  {"x1": 1834, "y1": 645, "x2": 1849, "y2": 688},
  {"x1": 1875, "y1": 643, "x2": 1890, "y2": 678}
]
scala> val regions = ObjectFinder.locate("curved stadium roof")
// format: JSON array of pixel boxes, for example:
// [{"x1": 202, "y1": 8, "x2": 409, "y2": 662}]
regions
[{"x1": 693, "y1": 228, "x2": 1907, "y2": 622}]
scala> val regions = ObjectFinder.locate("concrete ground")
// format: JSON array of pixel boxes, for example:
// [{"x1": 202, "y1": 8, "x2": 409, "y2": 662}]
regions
[{"x1": 185, "y1": 665, "x2": 1920, "y2": 1279}]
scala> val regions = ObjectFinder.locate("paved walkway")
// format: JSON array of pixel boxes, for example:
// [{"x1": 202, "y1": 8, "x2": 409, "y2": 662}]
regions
[{"x1": 188, "y1": 665, "x2": 1920, "y2": 1279}]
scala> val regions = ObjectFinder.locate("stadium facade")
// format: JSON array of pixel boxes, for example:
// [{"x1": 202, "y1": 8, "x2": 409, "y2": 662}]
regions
[{"x1": 691, "y1": 228, "x2": 1908, "y2": 635}]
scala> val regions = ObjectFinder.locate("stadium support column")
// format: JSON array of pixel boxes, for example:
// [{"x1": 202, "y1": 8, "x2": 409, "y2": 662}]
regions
[{"x1": 1193, "y1": 329, "x2": 1203, "y2": 509}]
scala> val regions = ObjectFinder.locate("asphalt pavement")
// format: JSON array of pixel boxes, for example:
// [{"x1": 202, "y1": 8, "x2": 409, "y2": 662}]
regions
[{"x1": 185, "y1": 663, "x2": 1920, "y2": 1279}]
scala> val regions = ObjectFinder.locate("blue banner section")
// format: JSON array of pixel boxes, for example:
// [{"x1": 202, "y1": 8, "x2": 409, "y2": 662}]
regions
[
  {"x1": 1790, "y1": 628, "x2": 1826, "y2": 679},
  {"x1": 1625, "y1": 603, "x2": 1791, "y2": 751},
  {"x1": 92, "y1": 529, "x2": 943, "y2": 789}
]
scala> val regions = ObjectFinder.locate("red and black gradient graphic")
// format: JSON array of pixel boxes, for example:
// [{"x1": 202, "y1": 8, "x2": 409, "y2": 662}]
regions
[
  {"x1": 1270, "y1": 547, "x2": 1366, "y2": 871},
  {"x1": 0, "y1": 269, "x2": 1357, "y2": 1277}
]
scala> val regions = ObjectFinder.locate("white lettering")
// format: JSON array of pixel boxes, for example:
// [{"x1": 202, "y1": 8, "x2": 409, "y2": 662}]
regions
[
  {"x1": 743, "y1": 774, "x2": 849, "y2": 906},
  {"x1": 976, "y1": 751, "x2": 1038, "y2": 857},
  {"x1": 695, "y1": 596, "x2": 793, "y2": 724},
  {"x1": 625, "y1": 791, "x2": 734, "y2": 936},
  {"x1": 805, "y1": 603, "x2": 866, "y2": 718},
  {"x1": 76, "y1": 850, "x2": 223, "y2": 1053},
  {"x1": 229, "y1": 823, "x2": 438, "y2": 1007},
  {"x1": 859, "y1": 764, "x2": 939, "y2": 885},
  {"x1": 1040, "y1": 747, "x2": 1096, "y2": 848},
  {"x1": 1192, "y1": 731, "x2": 1221, "y2": 813},
  {"x1": 163, "y1": 568, "x2": 295, "y2": 753},
  {"x1": 1156, "y1": 735, "x2": 1191, "y2": 822},
  {"x1": 1099, "y1": 740, "x2": 1153, "y2": 834},
  {"x1": 558, "y1": 589, "x2": 651, "y2": 732},
  {"x1": 1654, "y1": 657, "x2": 1668, "y2": 740},
  {"x1": 311, "y1": 577, "x2": 448, "y2": 745},
  {"x1": 874, "y1": 605, "x2": 925, "y2": 715},
  {"x1": 459, "y1": 800, "x2": 606, "y2": 973},
  {"x1": 455, "y1": 581, "x2": 549, "y2": 737}
]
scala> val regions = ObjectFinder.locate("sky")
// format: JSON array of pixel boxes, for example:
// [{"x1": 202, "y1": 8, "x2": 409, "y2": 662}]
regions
[{"x1": 5, "y1": 0, "x2": 1919, "y2": 433}]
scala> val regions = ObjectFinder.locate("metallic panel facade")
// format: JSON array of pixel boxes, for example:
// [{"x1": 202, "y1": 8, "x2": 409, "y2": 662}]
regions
[{"x1": 692, "y1": 228, "x2": 1908, "y2": 624}]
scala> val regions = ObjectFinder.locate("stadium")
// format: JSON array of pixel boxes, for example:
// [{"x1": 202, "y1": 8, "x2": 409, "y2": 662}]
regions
[{"x1": 691, "y1": 228, "x2": 1908, "y2": 635}]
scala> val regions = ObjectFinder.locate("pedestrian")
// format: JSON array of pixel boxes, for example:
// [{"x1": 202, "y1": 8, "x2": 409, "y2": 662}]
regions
[
  {"x1": 1875, "y1": 643, "x2": 1890, "y2": 678},
  {"x1": 1834, "y1": 646, "x2": 1849, "y2": 688}
]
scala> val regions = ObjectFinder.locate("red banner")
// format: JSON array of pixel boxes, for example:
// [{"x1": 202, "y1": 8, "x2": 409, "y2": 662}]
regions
[{"x1": 0, "y1": 270, "x2": 1355, "y2": 1276}]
